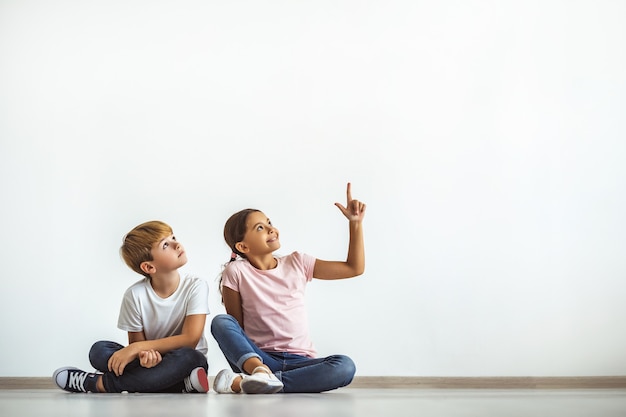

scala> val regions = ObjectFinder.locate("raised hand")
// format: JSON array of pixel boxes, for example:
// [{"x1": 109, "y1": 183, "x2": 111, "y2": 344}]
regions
[{"x1": 334, "y1": 182, "x2": 366, "y2": 222}]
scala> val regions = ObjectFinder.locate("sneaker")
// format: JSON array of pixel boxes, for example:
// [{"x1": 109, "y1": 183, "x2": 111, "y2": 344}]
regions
[
  {"x1": 213, "y1": 368, "x2": 243, "y2": 394},
  {"x1": 53, "y1": 367, "x2": 100, "y2": 393},
  {"x1": 240, "y1": 366, "x2": 283, "y2": 394},
  {"x1": 183, "y1": 367, "x2": 209, "y2": 393}
]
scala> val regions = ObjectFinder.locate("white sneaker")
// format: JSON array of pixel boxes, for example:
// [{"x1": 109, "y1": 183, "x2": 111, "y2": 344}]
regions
[
  {"x1": 240, "y1": 366, "x2": 283, "y2": 394},
  {"x1": 213, "y1": 369, "x2": 243, "y2": 394},
  {"x1": 183, "y1": 367, "x2": 209, "y2": 393}
]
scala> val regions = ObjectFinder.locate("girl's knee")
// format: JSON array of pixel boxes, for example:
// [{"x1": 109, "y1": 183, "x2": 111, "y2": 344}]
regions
[
  {"x1": 334, "y1": 355, "x2": 356, "y2": 385},
  {"x1": 343, "y1": 356, "x2": 356, "y2": 378},
  {"x1": 210, "y1": 313, "x2": 238, "y2": 336}
]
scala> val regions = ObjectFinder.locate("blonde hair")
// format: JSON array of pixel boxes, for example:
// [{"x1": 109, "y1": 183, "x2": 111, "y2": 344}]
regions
[{"x1": 120, "y1": 220, "x2": 173, "y2": 277}]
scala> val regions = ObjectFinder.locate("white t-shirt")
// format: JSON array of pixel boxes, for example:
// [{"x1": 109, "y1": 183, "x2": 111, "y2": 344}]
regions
[
  {"x1": 117, "y1": 274, "x2": 210, "y2": 354},
  {"x1": 221, "y1": 251, "x2": 317, "y2": 358}
]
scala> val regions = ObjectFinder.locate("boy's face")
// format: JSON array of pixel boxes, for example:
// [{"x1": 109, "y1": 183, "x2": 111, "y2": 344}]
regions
[{"x1": 149, "y1": 233, "x2": 187, "y2": 272}]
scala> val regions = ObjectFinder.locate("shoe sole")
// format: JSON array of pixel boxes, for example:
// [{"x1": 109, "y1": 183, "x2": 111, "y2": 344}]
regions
[
  {"x1": 52, "y1": 367, "x2": 80, "y2": 391},
  {"x1": 241, "y1": 377, "x2": 283, "y2": 394},
  {"x1": 190, "y1": 368, "x2": 209, "y2": 393},
  {"x1": 213, "y1": 369, "x2": 237, "y2": 394}
]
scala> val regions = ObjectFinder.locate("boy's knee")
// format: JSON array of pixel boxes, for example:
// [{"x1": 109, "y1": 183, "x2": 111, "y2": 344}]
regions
[
  {"x1": 89, "y1": 340, "x2": 111, "y2": 359},
  {"x1": 189, "y1": 348, "x2": 209, "y2": 370},
  {"x1": 171, "y1": 347, "x2": 208, "y2": 370},
  {"x1": 90, "y1": 340, "x2": 110, "y2": 349},
  {"x1": 88, "y1": 340, "x2": 117, "y2": 369}
]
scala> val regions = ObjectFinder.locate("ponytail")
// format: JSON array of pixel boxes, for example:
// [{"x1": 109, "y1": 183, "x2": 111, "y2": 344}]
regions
[
  {"x1": 221, "y1": 208, "x2": 259, "y2": 304},
  {"x1": 218, "y1": 249, "x2": 242, "y2": 304}
]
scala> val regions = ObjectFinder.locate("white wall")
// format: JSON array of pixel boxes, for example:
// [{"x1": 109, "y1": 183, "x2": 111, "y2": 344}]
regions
[{"x1": 1, "y1": 0, "x2": 625, "y2": 377}]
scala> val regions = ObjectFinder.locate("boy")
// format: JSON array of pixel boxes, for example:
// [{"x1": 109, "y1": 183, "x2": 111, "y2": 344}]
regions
[{"x1": 53, "y1": 220, "x2": 210, "y2": 393}]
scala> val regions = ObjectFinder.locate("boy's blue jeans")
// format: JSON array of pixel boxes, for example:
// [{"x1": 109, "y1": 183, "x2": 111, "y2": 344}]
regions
[
  {"x1": 88, "y1": 340, "x2": 208, "y2": 393},
  {"x1": 211, "y1": 314, "x2": 356, "y2": 393}
]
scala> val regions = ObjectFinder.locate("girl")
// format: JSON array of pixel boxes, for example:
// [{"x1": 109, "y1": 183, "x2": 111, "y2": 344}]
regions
[{"x1": 211, "y1": 183, "x2": 366, "y2": 394}]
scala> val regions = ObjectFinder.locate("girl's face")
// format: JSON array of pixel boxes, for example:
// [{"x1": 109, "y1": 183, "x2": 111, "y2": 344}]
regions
[{"x1": 238, "y1": 211, "x2": 280, "y2": 256}]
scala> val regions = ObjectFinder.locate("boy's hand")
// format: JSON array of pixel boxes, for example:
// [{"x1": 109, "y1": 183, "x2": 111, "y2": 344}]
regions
[
  {"x1": 108, "y1": 345, "x2": 139, "y2": 376},
  {"x1": 335, "y1": 182, "x2": 366, "y2": 222},
  {"x1": 139, "y1": 349, "x2": 162, "y2": 369}
]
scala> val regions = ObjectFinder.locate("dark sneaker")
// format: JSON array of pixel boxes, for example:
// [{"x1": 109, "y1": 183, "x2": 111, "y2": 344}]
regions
[
  {"x1": 183, "y1": 367, "x2": 209, "y2": 393},
  {"x1": 53, "y1": 367, "x2": 99, "y2": 393}
]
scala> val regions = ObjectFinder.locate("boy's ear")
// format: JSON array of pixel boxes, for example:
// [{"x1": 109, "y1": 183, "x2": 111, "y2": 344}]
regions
[
  {"x1": 140, "y1": 261, "x2": 156, "y2": 275},
  {"x1": 235, "y1": 241, "x2": 248, "y2": 254}
]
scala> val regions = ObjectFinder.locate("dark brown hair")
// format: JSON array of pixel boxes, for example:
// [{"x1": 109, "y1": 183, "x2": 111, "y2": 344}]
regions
[
  {"x1": 219, "y1": 209, "x2": 260, "y2": 301},
  {"x1": 223, "y1": 208, "x2": 260, "y2": 261}
]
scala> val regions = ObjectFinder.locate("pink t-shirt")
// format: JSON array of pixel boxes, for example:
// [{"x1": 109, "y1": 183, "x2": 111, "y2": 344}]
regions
[{"x1": 221, "y1": 251, "x2": 317, "y2": 358}]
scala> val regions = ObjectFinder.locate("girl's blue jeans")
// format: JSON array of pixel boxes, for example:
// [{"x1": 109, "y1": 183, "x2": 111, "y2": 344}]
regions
[
  {"x1": 88, "y1": 340, "x2": 208, "y2": 393},
  {"x1": 211, "y1": 314, "x2": 356, "y2": 393}
]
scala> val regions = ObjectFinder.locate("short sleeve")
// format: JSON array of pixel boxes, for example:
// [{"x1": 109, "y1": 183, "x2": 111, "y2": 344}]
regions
[
  {"x1": 185, "y1": 278, "x2": 210, "y2": 316},
  {"x1": 221, "y1": 263, "x2": 241, "y2": 292},
  {"x1": 294, "y1": 251, "x2": 316, "y2": 282},
  {"x1": 117, "y1": 286, "x2": 143, "y2": 332}
]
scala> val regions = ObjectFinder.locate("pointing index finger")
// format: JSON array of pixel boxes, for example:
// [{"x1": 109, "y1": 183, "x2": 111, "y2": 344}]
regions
[{"x1": 346, "y1": 182, "x2": 352, "y2": 202}]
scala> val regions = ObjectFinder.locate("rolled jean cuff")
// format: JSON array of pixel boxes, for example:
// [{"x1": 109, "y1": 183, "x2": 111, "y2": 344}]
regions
[
  {"x1": 237, "y1": 352, "x2": 262, "y2": 372},
  {"x1": 274, "y1": 370, "x2": 283, "y2": 382}
]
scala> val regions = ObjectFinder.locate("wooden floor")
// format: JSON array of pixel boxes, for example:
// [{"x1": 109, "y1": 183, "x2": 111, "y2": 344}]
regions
[
  {"x1": 1, "y1": 387, "x2": 626, "y2": 417},
  {"x1": 1, "y1": 377, "x2": 626, "y2": 417},
  {"x1": 2, "y1": 376, "x2": 626, "y2": 390}
]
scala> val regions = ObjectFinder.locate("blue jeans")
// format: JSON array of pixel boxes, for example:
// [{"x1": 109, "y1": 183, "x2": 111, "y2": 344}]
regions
[
  {"x1": 211, "y1": 314, "x2": 355, "y2": 393},
  {"x1": 89, "y1": 340, "x2": 208, "y2": 393}
]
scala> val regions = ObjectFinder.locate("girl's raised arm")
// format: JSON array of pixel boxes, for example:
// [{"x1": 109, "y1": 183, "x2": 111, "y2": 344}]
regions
[{"x1": 313, "y1": 183, "x2": 366, "y2": 280}]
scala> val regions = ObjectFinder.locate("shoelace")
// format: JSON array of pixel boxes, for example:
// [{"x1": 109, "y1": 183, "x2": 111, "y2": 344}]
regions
[
  {"x1": 68, "y1": 371, "x2": 89, "y2": 392},
  {"x1": 183, "y1": 375, "x2": 196, "y2": 393}
]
